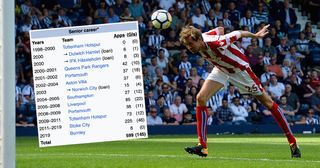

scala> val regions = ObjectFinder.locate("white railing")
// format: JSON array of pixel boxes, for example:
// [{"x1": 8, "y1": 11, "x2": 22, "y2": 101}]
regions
[{"x1": 0, "y1": 0, "x2": 15, "y2": 167}]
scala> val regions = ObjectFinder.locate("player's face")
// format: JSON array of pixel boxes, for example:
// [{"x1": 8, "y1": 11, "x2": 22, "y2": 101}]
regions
[{"x1": 185, "y1": 36, "x2": 201, "y2": 53}]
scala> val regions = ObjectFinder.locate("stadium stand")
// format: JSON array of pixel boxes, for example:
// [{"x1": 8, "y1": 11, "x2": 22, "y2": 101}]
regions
[{"x1": 14, "y1": 0, "x2": 319, "y2": 131}]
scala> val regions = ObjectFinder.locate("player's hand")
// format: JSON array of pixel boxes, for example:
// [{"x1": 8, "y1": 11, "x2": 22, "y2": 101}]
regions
[{"x1": 255, "y1": 24, "x2": 270, "y2": 38}]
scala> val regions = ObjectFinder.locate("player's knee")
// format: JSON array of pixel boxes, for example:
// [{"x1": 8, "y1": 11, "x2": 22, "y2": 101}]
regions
[
  {"x1": 261, "y1": 96, "x2": 274, "y2": 109},
  {"x1": 265, "y1": 100, "x2": 274, "y2": 109},
  {"x1": 196, "y1": 93, "x2": 207, "y2": 105}
]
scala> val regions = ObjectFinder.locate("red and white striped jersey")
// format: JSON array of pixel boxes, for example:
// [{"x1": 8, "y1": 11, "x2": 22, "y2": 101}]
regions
[{"x1": 199, "y1": 28, "x2": 250, "y2": 74}]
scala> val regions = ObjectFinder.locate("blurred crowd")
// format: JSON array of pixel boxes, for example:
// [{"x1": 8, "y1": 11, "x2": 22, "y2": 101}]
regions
[{"x1": 14, "y1": 0, "x2": 320, "y2": 127}]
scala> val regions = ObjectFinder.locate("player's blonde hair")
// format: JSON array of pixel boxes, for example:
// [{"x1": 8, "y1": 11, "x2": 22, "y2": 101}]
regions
[{"x1": 179, "y1": 26, "x2": 202, "y2": 45}]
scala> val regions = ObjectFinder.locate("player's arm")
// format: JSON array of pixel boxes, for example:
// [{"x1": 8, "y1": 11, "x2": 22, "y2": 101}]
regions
[
  {"x1": 210, "y1": 24, "x2": 269, "y2": 48},
  {"x1": 237, "y1": 24, "x2": 270, "y2": 39}
]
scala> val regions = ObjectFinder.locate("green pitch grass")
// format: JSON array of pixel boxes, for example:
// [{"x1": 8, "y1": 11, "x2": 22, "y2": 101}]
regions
[{"x1": 17, "y1": 134, "x2": 320, "y2": 168}]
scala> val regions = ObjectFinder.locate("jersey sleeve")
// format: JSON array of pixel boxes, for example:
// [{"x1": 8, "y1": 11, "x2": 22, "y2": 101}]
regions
[
  {"x1": 205, "y1": 31, "x2": 241, "y2": 49},
  {"x1": 205, "y1": 28, "x2": 219, "y2": 35}
]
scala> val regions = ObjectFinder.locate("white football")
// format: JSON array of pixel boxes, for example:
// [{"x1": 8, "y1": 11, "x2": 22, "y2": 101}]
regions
[{"x1": 151, "y1": 9, "x2": 172, "y2": 29}]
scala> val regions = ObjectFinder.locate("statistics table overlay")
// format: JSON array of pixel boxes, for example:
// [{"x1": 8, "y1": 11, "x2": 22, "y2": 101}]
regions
[{"x1": 30, "y1": 21, "x2": 148, "y2": 147}]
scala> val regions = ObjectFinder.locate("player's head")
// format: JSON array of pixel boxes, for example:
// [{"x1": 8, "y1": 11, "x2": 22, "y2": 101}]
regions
[{"x1": 180, "y1": 26, "x2": 203, "y2": 53}]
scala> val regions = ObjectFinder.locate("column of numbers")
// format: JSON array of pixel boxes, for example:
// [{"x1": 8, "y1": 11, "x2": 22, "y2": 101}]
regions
[
  {"x1": 121, "y1": 40, "x2": 135, "y2": 138},
  {"x1": 131, "y1": 38, "x2": 147, "y2": 138}
]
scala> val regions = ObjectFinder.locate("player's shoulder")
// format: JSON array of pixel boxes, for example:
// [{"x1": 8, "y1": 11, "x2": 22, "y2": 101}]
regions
[
  {"x1": 205, "y1": 29, "x2": 218, "y2": 36},
  {"x1": 202, "y1": 33, "x2": 221, "y2": 43}
]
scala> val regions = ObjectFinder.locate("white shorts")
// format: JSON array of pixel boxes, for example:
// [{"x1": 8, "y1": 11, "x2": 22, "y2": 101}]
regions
[{"x1": 207, "y1": 67, "x2": 264, "y2": 95}]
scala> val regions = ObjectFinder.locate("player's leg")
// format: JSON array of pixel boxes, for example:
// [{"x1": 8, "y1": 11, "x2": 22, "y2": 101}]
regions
[
  {"x1": 185, "y1": 79, "x2": 224, "y2": 157},
  {"x1": 196, "y1": 79, "x2": 224, "y2": 148},
  {"x1": 228, "y1": 67, "x2": 300, "y2": 158},
  {"x1": 254, "y1": 93, "x2": 295, "y2": 143},
  {"x1": 254, "y1": 92, "x2": 301, "y2": 158},
  {"x1": 185, "y1": 67, "x2": 226, "y2": 157}
]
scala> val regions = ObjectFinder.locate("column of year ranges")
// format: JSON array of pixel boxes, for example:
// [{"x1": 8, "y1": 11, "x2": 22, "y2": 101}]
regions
[
  {"x1": 32, "y1": 41, "x2": 63, "y2": 144},
  {"x1": 120, "y1": 34, "x2": 147, "y2": 139}
]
